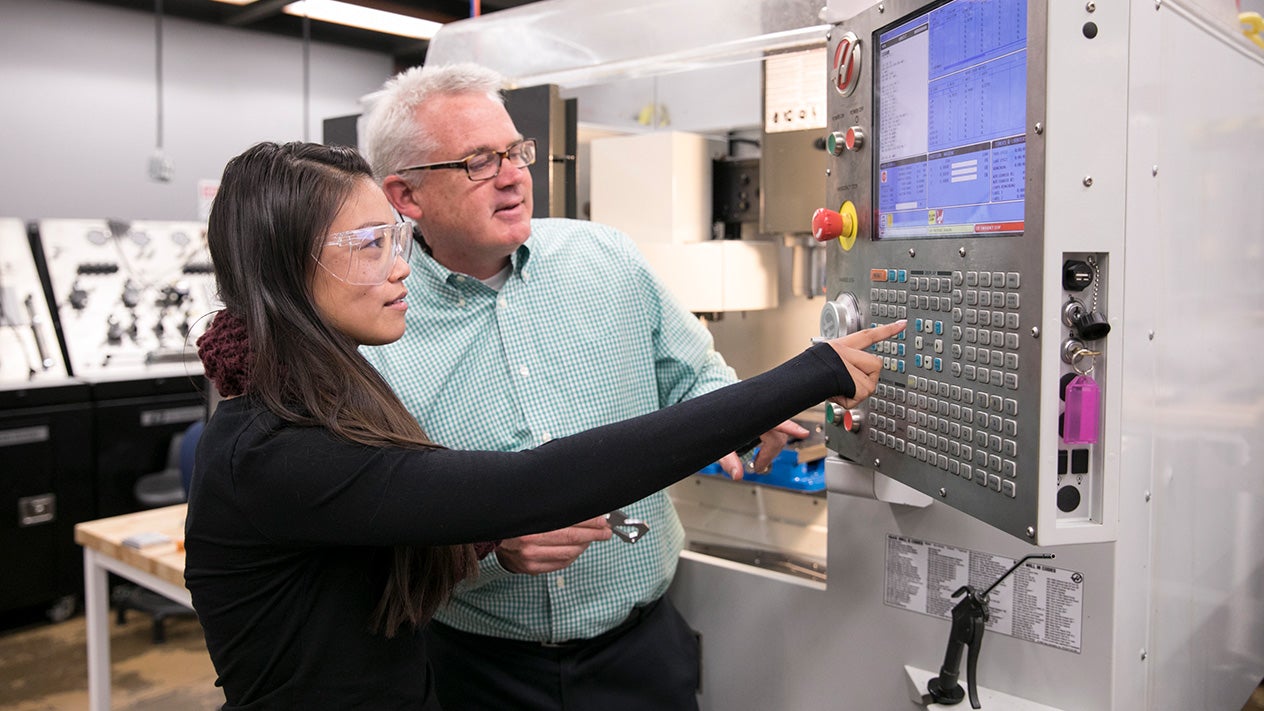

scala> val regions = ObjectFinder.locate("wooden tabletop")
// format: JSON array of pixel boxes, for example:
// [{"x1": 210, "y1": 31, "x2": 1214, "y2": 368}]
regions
[{"x1": 74, "y1": 504, "x2": 188, "y2": 590}]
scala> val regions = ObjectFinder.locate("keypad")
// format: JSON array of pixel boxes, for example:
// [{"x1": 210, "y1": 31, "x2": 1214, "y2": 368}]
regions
[{"x1": 866, "y1": 268, "x2": 1027, "y2": 500}]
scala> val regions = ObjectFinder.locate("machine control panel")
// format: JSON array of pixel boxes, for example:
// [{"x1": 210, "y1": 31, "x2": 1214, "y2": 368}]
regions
[{"x1": 820, "y1": 0, "x2": 1115, "y2": 545}]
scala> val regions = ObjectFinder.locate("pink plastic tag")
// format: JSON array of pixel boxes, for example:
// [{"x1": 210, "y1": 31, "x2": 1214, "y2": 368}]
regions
[{"x1": 1064, "y1": 375, "x2": 1100, "y2": 444}]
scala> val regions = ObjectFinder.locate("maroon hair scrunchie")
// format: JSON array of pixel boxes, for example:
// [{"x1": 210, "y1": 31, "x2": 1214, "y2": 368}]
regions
[{"x1": 197, "y1": 310, "x2": 252, "y2": 398}]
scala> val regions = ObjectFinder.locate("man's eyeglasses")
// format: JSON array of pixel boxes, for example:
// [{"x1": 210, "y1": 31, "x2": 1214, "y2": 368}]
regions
[
  {"x1": 312, "y1": 222, "x2": 414, "y2": 286},
  {"x1": 396, "y1": 138, "x2": 537, "y2": 182}
]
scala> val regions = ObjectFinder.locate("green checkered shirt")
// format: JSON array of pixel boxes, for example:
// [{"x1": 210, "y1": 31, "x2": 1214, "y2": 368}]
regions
[{"x1": 362, "y1": 218, "x2": 736, "y2": 643}]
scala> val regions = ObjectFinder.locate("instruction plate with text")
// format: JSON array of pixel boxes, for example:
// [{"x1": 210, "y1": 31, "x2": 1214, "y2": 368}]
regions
[{"x1": 884, "y1": 534, "x2": 1084, "y2": 653}]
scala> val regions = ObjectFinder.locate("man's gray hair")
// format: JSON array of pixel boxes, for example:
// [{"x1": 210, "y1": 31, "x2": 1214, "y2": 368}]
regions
[{"x1": 362, "y1": 63, "x2": 507, "y2": 183}]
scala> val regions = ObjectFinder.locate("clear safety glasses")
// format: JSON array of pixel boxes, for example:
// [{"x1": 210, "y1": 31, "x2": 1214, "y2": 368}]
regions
[{"x1": 312, "y1": 221, "x2": 414, "y2": 286}]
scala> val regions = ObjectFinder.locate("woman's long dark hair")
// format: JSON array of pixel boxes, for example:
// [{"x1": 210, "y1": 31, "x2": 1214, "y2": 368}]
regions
[{"x1": 206, "y1": 141, "x2": 476, "y2": 636}]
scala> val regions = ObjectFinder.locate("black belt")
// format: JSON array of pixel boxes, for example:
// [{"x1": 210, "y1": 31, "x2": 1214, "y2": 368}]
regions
[{"x1": 537, "y1": 596, "x2": 662, "y2": 649}]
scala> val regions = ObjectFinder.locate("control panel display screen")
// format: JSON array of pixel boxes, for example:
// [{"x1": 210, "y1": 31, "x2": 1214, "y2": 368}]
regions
[{"x1": 875, "y1": 0, "x2": 1027, "y2": 239}]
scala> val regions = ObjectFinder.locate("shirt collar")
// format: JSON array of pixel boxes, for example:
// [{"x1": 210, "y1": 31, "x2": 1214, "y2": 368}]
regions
[{"x1": 409, "y1": 231, "x2": 534, "y2": 289}]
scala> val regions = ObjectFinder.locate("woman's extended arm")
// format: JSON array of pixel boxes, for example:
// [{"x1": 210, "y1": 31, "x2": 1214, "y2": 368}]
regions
[{"x1": 221, "y1": 324, "x2": 901, "y2": 547}]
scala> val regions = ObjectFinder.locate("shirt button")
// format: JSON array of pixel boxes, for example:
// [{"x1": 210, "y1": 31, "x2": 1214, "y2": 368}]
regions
[
  {"x1": 556, "y1": 577, "x2": 565, "y2": 589},
  {"x1": 519, "y1": 365, "x2": 530, "y2": 376},
  {"x1": 457, "y1": 298, "x2": 466, "y2": 307},
  {"x1": 541, "y1": 432, "x2": 552, "y2": 442},
  {"x1": 498, "y1": 297, "x2": 508, "y2": 308},
  {"x1": 455, "y1": 275, "x2": 466, "y2": 282}
]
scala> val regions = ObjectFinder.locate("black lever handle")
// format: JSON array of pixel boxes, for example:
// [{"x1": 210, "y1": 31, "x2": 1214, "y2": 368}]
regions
[
  {"x1": 924, "y1": 554, "x2": 1054, "y2": 709},
  {"x1": 926, "y1": 585, "x2": 984, "y2": 707},
  {"x1": 964, "y1": 611, "x2": 984, "y2": 708}
]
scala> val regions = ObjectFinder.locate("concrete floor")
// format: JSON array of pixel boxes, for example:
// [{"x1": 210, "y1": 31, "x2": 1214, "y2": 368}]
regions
[{"x1": 0, "y1": 603, "x2": 222, "y2": 711}]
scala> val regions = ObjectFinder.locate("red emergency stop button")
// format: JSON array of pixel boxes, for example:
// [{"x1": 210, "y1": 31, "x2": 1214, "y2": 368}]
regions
[
  {"x1": 812, "y1": 202, "x2": 859, "y2": 249},
  {"x1": 812, "y1": 208, "x2": 847, "y2": 243}
]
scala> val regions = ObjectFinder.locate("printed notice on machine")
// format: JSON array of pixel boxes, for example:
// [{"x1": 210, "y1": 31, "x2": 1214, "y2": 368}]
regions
[
  {"x1": 763, "y1": 48, "x2": 826, "y2": 134},
  {"x1": 883, "y1": 534, "x2": 1083, "y2": 653}
]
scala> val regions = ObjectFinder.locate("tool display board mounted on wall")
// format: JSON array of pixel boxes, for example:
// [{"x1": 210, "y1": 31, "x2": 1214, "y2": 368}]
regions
[
  {"x1": 32, "y1": 219, "x2": 219, "y2": 381},
  {"x1": 0, "y1": 218, "x2": 68, "y2": 385}
]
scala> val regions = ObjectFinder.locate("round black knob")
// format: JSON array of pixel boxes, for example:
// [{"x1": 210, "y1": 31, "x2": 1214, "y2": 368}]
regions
[{"x1": 1057, "y1": 485, "x2": 1082, "y2": 512}]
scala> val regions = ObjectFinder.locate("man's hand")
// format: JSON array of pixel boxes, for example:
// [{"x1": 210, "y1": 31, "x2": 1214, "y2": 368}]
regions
[
  {"x1": 495, "y1": 516, "x2": 614, "y2": 575},
  {"x1": 717, "y1": 419, "x2": 811, "y2": 480}
]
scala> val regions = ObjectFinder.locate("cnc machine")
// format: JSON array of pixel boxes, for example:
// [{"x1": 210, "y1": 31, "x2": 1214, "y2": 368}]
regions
[
  {"x1": 427, "y1": 1, "x2": 1264, "y2": 707},
  {"x1": 675, "y1": 1, "x2": 1264, "y2": 709}
]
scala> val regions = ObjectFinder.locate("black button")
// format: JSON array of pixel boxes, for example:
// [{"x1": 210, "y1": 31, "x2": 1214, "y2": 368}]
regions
[
  {"x1": 1071, "y1": 449, "x2": 1090, "y2": 474},
  {"x1": 1057, "y1": 485, "x2": 1082, "y2": 512}
]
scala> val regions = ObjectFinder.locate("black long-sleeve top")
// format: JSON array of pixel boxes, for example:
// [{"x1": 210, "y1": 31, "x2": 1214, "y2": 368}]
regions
[{"x1": 184, "y1": 343, "x2": 853, "y2": 709}]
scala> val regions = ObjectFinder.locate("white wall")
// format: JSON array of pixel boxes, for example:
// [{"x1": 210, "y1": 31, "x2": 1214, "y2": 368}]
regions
[
  {"x1": 0, "y1": 0, "x2": 393, "y2": 221},
  {"x1": 706, "y1": 242, "x2": 820, "y2": 379}
]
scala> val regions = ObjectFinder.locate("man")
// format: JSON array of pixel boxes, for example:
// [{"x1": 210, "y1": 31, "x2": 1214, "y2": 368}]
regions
[{"x1": 361, "y1": 63, "x2": 805, "y2": 710}]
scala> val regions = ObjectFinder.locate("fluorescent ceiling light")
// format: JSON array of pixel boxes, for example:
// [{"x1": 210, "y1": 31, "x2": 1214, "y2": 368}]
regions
[
  {"x1": 283, "y1": 0, "x2": 443, "y2": 40},
  {"x1": 208, "y1": 0, "x2": 254, "y2": 4}
]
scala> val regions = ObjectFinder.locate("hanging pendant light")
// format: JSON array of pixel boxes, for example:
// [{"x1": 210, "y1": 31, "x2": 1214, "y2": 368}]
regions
[{"x1": 148, "y1": 0, "x2": 174, "y2": 183}]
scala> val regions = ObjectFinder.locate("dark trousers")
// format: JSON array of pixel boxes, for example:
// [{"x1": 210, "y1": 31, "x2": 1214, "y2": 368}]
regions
[{"x1": 425, "y1": 596, "x2": 701, "y2": 711}]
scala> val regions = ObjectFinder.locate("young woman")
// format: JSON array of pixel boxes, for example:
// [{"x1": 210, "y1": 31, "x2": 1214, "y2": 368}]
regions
[{"x1": 185, "y1": 140, "x2": 904, "y2": 710}]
